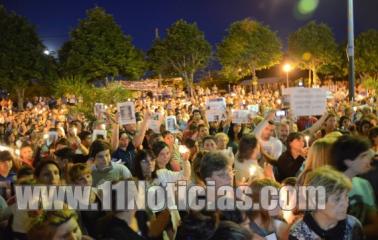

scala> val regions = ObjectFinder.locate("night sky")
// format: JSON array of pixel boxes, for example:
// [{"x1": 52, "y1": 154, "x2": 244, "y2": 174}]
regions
[{"x1": 2, "y1": 0, "x2": 378, "y2": 52}]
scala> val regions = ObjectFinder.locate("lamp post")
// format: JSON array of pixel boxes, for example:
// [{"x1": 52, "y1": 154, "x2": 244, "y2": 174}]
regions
[
  {"x1": 283, "y1": 64, "x2": 292, "y2": 88},
  {"x1": 347, "y1": 0, "x2": 355, "y2": 101}
]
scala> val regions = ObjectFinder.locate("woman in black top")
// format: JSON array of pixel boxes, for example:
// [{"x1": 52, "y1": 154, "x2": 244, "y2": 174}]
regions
[{"x1": 275, "y1": 132, "x2": 307, "y2": 182}]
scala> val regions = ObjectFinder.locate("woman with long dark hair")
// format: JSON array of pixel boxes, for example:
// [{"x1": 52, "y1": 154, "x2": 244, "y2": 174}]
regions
[
  {"x1": 275, "y1": 132, "x2": 307, "y2": 182},
  {"x1": 134, "y1": 149, "x2": 156, "y2": 182},
  {"x1": 227, "y1": 123, "x2": 244, "y2": 155},
  {"x1": 234, "y1": 134, "x2": 264, "y2": 185}
]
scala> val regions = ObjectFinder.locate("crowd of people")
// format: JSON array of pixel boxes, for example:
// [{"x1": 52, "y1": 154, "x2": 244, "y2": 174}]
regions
[{"x1": 0, "y1": 81, "x2": 377, "y2": 240}]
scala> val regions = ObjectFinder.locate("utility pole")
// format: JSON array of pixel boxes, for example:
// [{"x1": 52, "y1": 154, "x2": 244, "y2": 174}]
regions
[{"x1": 347, "y1": 0, "x2": 355, "y2": 101}]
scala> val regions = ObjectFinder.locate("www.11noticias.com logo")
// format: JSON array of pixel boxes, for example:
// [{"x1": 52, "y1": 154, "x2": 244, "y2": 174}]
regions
[{"x1": 15, "y1": 180, "x2": 326, "y2": 211}]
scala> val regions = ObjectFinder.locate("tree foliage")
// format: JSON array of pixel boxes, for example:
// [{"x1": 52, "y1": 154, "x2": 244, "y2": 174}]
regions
[
  {"x1": 317, "y1": 43, "x2": 347, "y2": 80},
  {"x1": 147, "y1": 19, "x2": 211, "y2": 93},
  {"x1": 0, "y1": 5, "x2": 55, "y2": 109},
  {"x1": 54, "y1": 75, "x2": 133, "y2": 119},
  {"x1": 217, "y1": 19, "x2": 282, "y2": 83},
  {"x1": 361, "y1": 74, "x2": 378, "y2": 96},
  {"x1": 355, "y1": 29, "x2": 378, "y2": 77},
  {"x1": 59, "y1": 7, "x2": 145, "y2": 81},
  {"x1": 288, "y1": 21, "x2": 338, "y2": 85}
]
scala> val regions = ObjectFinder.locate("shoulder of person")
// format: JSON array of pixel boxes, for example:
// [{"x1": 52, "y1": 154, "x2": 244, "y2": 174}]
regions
[
  {"x1": 351, "y1": 177, "x2": 376, "y2": 198},
  {"x1": 346, "y1": 214, "x2": 362, "y2": 228},
  {"x1": 352, "y1": 176, "x2": 372, "y2": 188},
  {"x1": 112, "y1": 162, "x2": 125, "y2": 171},
  {"x1": 271, "y1": 137, "x2": 283, "y2": 145},
  {"x1": 289, "y1": 217, "x2": 316, "y2": 239},
  {"x1": 345, "y1": 214, "x2": 364, "y2": 239}
]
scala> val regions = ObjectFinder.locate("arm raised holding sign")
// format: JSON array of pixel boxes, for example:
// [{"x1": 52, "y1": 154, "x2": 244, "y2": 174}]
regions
[
  {"x1": 133, "y1": 110, "x2": 151, "y2": 149},
  {"x1": 301, "y1": 111, "x2": 330, "y2": 137}
]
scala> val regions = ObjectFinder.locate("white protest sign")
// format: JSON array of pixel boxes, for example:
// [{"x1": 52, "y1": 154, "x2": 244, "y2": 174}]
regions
[
  {"x1": 165, "y1": 116, "x2": 177, "y2": 133},
  {"x1": 117, "y1": 101, "x2": 136, "y2": 125},
  {"x1": 247, "y1": 104, "x2": 259, "y2": 113},
  {"x1": 286, "y1": 87, "x2": 327, "y2": 117},
  {"x1": 148, "y1": 112, "x2": 162, "y2": 133},
  {"x1": 205, "y1": 97, "x2": 227, "y2": 122},
  {"x1": 92, "y1": 129, "x2": 107, "y2": 142},
  {"x1": 247, "y1": 104, "x2": 259, "y2": 117},
  {"x1": 232, "y1": 110, "x2": 250, "y2": 124},
  {"x1": 94, "y1": 103, "x2": 106, "y2": 119}
]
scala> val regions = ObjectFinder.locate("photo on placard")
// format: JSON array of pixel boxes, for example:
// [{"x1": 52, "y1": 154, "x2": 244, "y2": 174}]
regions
[
  {"x1": 47, "y1": 131, "x2": 58, "y2": 146},
  {"x1": 120, "y1": 105, "x2": 134, "y2": 121},
  {"x1": 117, "y1": 102, "x2": 136, "y2": 125},
  {"x1": 148, "y1": 113, "x2": 161, "y2": 133},
  {"x1": 165, "y1": 116, "x2": 177, "y2": 132},
  {"x1": 94, "y1": 103, "x2": 105, "y2": 115},
  {"x1": 152, "y1": 113, "x2": 160, "y2": 121},
  {"x1": 167, "y1": 118, "x2": 174, "y2": 130}
]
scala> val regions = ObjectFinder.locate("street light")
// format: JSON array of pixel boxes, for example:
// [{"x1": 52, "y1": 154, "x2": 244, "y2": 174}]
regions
[{"x1": 283, "y1": 63, "x2": 292, "y2": 88}]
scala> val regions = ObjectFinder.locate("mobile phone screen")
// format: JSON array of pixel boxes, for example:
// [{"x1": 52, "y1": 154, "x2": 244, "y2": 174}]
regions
[{"x1": 275, "y1": 110, "x2": 286, "y2": 117}]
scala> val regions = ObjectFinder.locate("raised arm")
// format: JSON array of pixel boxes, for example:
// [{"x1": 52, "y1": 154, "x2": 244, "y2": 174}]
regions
[
  {"x1": 253, "y1": 110, "x2": 276, "y2": 139},
  {"x1": 301, "y1": 112, "x2": 330, "y2": 136},
  {"x1": 132, "y1": 110, "x2": 151, "y2": 149},
  {"x1": 180, "y1": 152, "x2": 191, "y2": 180}
]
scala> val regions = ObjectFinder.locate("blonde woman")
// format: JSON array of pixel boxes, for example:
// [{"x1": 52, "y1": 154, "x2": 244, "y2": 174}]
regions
[
  {"x1": 215, "y1": 132, "x2": 234, "y2": 165},
  {"x1": 289, "y1": 166, "x2": 363, "y2": 240},
  {"x1": 297, "y1": 138, "x2": 336, "y2": 185}
]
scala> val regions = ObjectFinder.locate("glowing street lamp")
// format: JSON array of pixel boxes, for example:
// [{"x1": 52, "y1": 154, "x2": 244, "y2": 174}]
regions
[{"x1": 283, "y1": 64, "x2": 292, "y2": 88}]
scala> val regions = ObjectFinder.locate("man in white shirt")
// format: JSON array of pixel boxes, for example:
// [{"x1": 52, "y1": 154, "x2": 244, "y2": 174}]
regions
[{"x1": 253, "y1": 110, "x2": 283, "y2": 161}]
